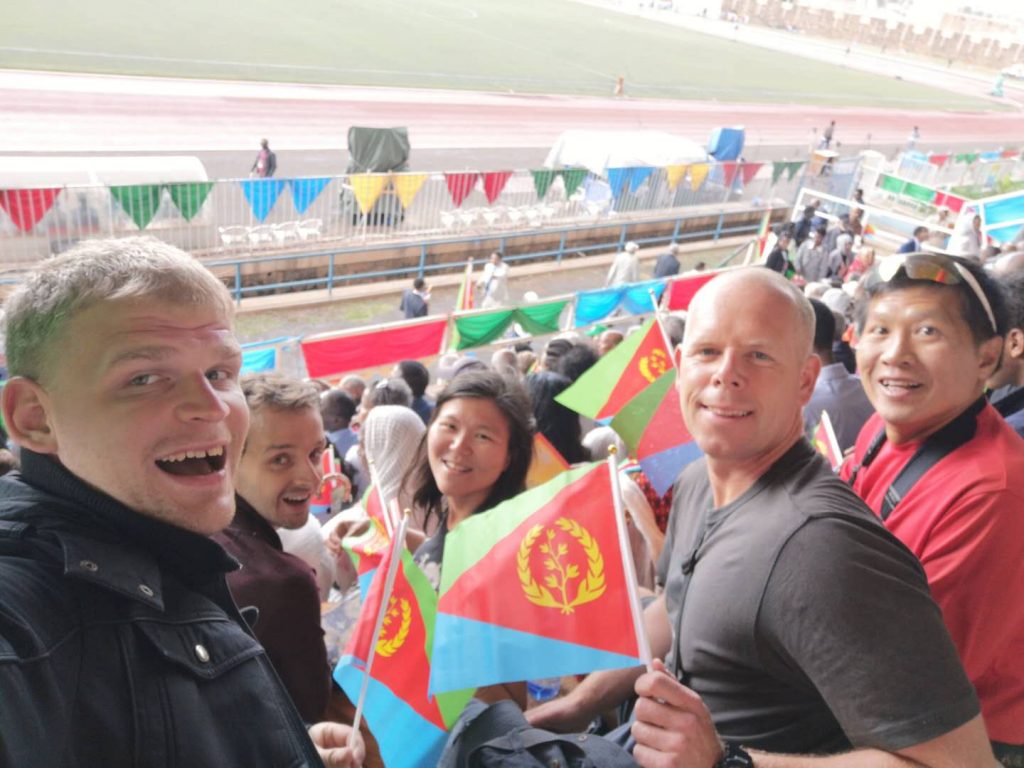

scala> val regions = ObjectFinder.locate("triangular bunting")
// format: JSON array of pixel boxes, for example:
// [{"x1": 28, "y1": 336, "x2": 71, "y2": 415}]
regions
[
  {"x1": 771, "y1": 162, "x2": 788, "y2": 185},
  {"x1": 110, "y1": 184, "x2": 164, "y2": 230},
  {"x1": 665, "y1": 164, "x2": 688, "y2": 190},
  {"x1": 740, "y1": 162, "x2": 763, "y2": 185},
  {"x1": 0, "y1": 188, "x2": 61, "y2": 232},
  {"x1": 530, "y1": 170, "x2": 558, "y2": 200},
  {"x1": 559, "y1": 168, "x2": 589, "y2": 197},
  {"x1": 786, "y1": 161, "x2": 804, "y2": 181},
  {"x1": 165, "y1": 182, "x2": 213, "y2": 221},
  {"x1": 628, "y1": 167, "x2": 654, "y2": 194},
  {"x1": 482, "y1": 171, "x2": 513, "y2": 204},
  {"x1": 720, "y1": 162, "x2": 740, "y2": 187},
  {"x1": 240, "y1": 179, "x2": 286, "y2": 222},
  {"x1": 393, "y1": 173, "x2": 430, "y2": 209},
  {"x1": 445, "y1": 173, "x2": 479, "y2": 208},
  {"x1": 927, "y1": 154, "x2": 950, "y2": 168},
  {"x1": 607, "y1": 167, "x2": 632, "y2": 199},
  {"x1": 349, "y1": 174, "x2": 390, "y2": 215},
  {"x1": 689, "y1": 163, "x2": 710, "y2": 191},
  {"x1": 289, "y1": 177, "x2": 332, "y2": 215}
]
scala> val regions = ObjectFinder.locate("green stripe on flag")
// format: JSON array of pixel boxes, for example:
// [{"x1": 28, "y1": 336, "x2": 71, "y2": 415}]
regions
[
  {"x1": 439, "y1": 463, "x2": 601, "y2": 591},
  {"x1": 611, "y1": 369, "x2": 675, "y2": 453}
]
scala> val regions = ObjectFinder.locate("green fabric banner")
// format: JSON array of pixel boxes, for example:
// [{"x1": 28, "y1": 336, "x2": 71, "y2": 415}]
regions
[
  {"x1": 166, "y1": 182, "x2": 214, "y2": 221},
  {"x1": 560, "y1": 168, "x2": 588, "y2": 197},
  {"x1": 110, "y1": 185, "x2": 163, "y2": 229},
  {"x1": 453, "y1": 300, "x2": 569, "y2": 350},
  {"x1": 955, "y1": 153, "x2": 979, "y2": 164},
  {"x1": 904, "y1": 182, "x2": 936, "y2": 204},
  {"x1": 530, "y1": 170, "x2": 558, "y2": 200},
  {"x1": 771, "y1": 161, "x2": 788, "y2": 185},
  {"x1": 878, "y1": 174, "x2": 906, "y2": 195},
  {"x1": 786, "y1": 161, "x2": 804, "y2": 181}
]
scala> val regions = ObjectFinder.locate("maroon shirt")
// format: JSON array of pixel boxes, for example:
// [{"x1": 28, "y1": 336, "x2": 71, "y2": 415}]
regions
[{"x1": 213, "y1": 496, "x2": 330, "y2": 722}]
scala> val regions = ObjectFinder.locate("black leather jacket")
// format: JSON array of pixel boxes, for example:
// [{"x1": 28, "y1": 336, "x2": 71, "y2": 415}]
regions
[{"x1": 0, "y1": 450, "x2": 323, "y2": 767}]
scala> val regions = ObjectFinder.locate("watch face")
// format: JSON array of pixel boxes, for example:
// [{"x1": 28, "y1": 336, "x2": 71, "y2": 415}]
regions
[{"x1": 719, "y1": 744, "x2": 755, "y2": 768}]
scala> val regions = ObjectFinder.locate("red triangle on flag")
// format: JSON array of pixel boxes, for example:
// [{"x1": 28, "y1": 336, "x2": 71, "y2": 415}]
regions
[
  {"x1": 721, "y1": 163, "x2": 740, "y2": 186},
  {"x1": 445, "y1": 173, "x2": 480, "y2": 208},
  {"x1": 740, "y1": 163, "x2": 763, "y2": 185},
  {"x1": 481, "y1": 171, "x2": 513, "y2": 204},
  {"x1": 0, "y1": 188, "x2": 62, "y2": 232},
  {"x1": 597, "y1": 322, "x2": 672, "y2": 419}
]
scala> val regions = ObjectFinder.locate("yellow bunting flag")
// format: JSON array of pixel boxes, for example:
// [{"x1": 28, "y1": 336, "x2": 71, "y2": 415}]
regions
[
  {"x1": 665, "y1": 164, "x2": 688, "y2": 191},
  {"x1": 688, "y1": 163, "x2": 710, "y2": 192},
  {"x1": 393, "y1": 173, "x2": 430, "y2": 209},
  {"x1": 350, "y1": 173, "x2": 390, "y2": 215}
]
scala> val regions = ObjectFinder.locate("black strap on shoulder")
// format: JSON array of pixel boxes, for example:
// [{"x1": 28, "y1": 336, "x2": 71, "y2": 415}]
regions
[
  {"x1": 850, "y1": 398, "x2": 985, "y2": 521},
  {"x1": 992, "y1": 386, "x2": 1024, "y2": 420}
]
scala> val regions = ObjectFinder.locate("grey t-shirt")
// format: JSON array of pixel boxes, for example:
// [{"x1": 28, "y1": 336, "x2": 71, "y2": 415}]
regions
[{"x1": 657, "y1": 439, "x2": 979, "y2": 755}]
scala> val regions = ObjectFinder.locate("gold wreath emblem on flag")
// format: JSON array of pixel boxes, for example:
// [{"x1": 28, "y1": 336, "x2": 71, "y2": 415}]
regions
[
  {"x1": 638, "y1": 349, "x2": 669, "y2": 383},
  {"x1": 359, "y1": 520, "x2": 388, "y2": 556},
  {"x1": 375, "y1": 596, "x2": 412, "y2": 657},
  {"x1": 517, "y1": 517, "x2": 606, "y2": 615}
]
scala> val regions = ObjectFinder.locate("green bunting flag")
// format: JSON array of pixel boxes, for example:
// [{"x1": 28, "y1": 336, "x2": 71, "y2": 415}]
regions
[
  {"x1": 531, "y1": 170, "x2": 558, "y2": 200},
  {"x1": 453, "y1": 300, "x2": 569, "y2": 350},
  {"x1": 110, "y1": 185, "x2": 164, "y2": 230},
  {"x1": 559, "y1": 168, "x2": 588, "y2": 197},
  {"x1": 785, "y1": 161, "x2": 804, "y2": 181},
  {"x1": 771, "y1": 162, "x2": 788, "y2": 185},
  {"x1": 166, "y1": 182, "x2": 214, "y2": 221}
]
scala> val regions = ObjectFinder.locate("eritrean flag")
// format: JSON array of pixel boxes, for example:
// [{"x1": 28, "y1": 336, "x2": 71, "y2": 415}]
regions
[
  {"x1": 525, "y1": 432, "x2": 570, "y2": 489},
  {"x1": 429, "y1": 462, "x2": 645, "y2": 694},
  {"x1": 555, "y1": 319, "x2": 671, "y2": 420},
  {"x1": 310, "y1": 447, "x2": 343, "y2": 517},
  {"x1": 341, "y1": 486, "x2": 396, "y2": 598},
  {"x1": 335, "y1": 547, "x2": 474, "y2": 768},
  {"x1": 812, "y1": 410, "x2": 843, "y2": 471},
  {"x1": 449, "y1": 260, "x2": 476, "y2": 350},
  {"x1": 610, "y1": 369, "x2": 702, "y2": 496}
]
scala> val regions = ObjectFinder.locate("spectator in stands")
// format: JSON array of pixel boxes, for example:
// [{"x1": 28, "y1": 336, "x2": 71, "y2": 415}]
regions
[
  {"x1": 357, "y1": 404, "x2": 426, "y2": 519},
  {"x1": 0, "y1": 238, "x2": 361, "y2": 767},
  {"x1": 988, "y1": 271, "x2": 1024, "y2": 436},
  {"x1": 348, "y1": 377, "x2": 414, "y2": 491},
  {"x1": 660, "y1": 313, "x2": 686, "y2": 349},
  {"x1": 606, "y1": 241, "x2": 640, "y2": 287},
  {"x1": 321, "y1": 388, "x2": 358, "y2": 459},
  {"x1": 847, "y1": 206, "x2": 864, "y2": 239},
  {"x1": 214, "y1": 373, "x2": 331, "y2": 723},
  {"x1": 826, "y1": 233, "x2": 855, "y2": 280},
  {"x1": 907, "y1": 125, "x2": 920, "y2": 151},
  {"x1": 399, "y1": 277, "x2": 430, "y2": 318},
  {"x1": 597, "y1": 329, "x2": 624, "y2": 356},
  {"x1": 339, "y1": 374, "x2": 366, "y2": 405},
  {"x1": 478, "y1": 251, "x2": 510, "y2": 308},
  {"x1": 793, "y1": 203, "x2": 818, "y2": 246},
  {"x1": 822, "y1": 212, "x2": 852, "y2": 255},
  {"x1": 250, "y1": 138, "x2": 277, "y2": 178},
  {"x1": 528, "y1": 268, "x2": 994, "y2": 766},
  {"x1": 844, "y1": 253, "x2": 1024, "y2": 759},
  {"x1": 525, "y1": 371, "x2": 586, "y2": 464},
  {"x1": 516, "y1": 349, "x2": 538, "y2": 376},
  {"x1": 556, "y1": 343, "x2": 599, "y2": 383},
  {"x1": 540, "y1": 338, "x2": 573, "y2": 371},
  {"x1": 795, "y1": 226, "x2": 829, "y2": 283},
  {"x1": 845, "y1": 245, "x2": 876, "y2": 282},
  {"x1": 765, "y1": 230, "x2": 795, "y2": 276},
  {"x1": 803, "y1": 299, "x2": 874, "y2": 452},
  {"x1": 897, "y1": 225, "x2": 930, "y2": 254},
  {"x1": 821, "y1": 119, "x2": 836, "y2": 149},
  {"x1": 949, "y1": 214, "x2": 983, "y2": 260},
  {"x1": 653, "y1": 242, "x2": 681, "y2": 278},
  {"x1": 395, "y1": 359, "x2": 434, "y2": 424}
]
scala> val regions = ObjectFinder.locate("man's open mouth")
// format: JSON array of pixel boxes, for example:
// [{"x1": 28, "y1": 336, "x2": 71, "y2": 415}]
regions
[{"x1": 156, "y1": 446, "x2": 227, "y2": 477}]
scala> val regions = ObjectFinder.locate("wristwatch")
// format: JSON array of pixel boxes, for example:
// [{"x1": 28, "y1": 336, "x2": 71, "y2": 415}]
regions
[{"x1": 715, "y1": 743, "x2": 754, "y2": 767}]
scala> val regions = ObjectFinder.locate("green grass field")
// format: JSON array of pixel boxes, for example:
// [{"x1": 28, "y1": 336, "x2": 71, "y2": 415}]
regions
[{"x1": 0, "y1": 0, "x2": 997, "y2": 109}]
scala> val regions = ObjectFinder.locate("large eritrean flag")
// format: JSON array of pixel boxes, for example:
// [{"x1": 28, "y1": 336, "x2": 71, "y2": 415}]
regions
[
  {"x1": 555, "y1": 319, "x2": 671, "y2": 420},
  {"x1": 335, "y1": 547, "x2": 474, "y2": 768},
  {"x1": 610, "y1": 369, "x2": 702, "y2": 496},
  {"x1": 429, "y1": 462, "x2": 645, "y2": 694}
]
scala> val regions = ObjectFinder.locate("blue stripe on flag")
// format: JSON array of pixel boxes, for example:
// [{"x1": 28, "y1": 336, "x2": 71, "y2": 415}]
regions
[
  {"x1": 429, "y1": 613, "x2": 642, "y2": 695},
  {"x1": 640, "y1": 441, "x2": 703, "y2": 496}
]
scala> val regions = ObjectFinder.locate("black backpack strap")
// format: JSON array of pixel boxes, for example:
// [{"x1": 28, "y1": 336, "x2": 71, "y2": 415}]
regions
[
  {"x1": 879, "y1": 398, "x2": 985, "y2": 521},
  {"x1": 845, "y1": 426, "x2": 888, "y2": 489}
]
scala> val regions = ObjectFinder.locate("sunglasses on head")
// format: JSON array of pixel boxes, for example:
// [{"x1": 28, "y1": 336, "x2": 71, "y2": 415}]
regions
[{"x1": 867, "y1": 252, "x2": 997, "y2": 334}]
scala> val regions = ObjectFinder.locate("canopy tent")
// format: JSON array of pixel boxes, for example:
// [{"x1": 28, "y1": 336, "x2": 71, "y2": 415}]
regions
[{"x1": 543, "y1": 130, "x2": 707, "y2": 177}]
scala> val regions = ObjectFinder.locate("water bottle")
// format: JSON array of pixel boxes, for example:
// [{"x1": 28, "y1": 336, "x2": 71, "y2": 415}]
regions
[{"x1": 527, "y1": 677, "x2": 561, "y2": 703}]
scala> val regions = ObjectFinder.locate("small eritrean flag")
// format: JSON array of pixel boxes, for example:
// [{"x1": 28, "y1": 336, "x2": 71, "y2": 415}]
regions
[
  {"x1": 449, "y1": 260, "x2": 475, "y2": 350},
  {"x1": 429, "y1": 462, "x2": 645, "y2": 694},
  {"x1": 311, "y1": 447, "x2": 343, "y2": 517},
  {"x1": 555, "y1": 319, "x2": 671, "y2": 420},
  {"x1": 610, "y1": 369, "x2": 702, "y2": 496},
  {"x1": 812, "y1": 410, "x2": 843, "y2": 471},
  {"x1": 525, "y1": 432, "x2": 570, "y2": 489},
  {"x1": 342, "y1": 516, "x2": 391, "y2": 600},
  {"x1": 756, "y1": 209, "x2": 772, "y2": 260},
  {"x1": 335, "y1": 546, "x2": 474, "y2": 768}
]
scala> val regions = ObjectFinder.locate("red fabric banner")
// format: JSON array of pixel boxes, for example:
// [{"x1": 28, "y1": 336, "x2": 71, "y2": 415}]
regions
[
  {"x1": 665, "y1": 271, "x2": 722, "y2": 311},
  {"x1": 933, "y1": 191, "x2": 966, "y2": 214},
  {"x1": 1000, "y1": 150, "x2": 1019, "y2": 159},
  {"x1": 740, "y1": 163, "x2": 763, "y2": 185},
  {"x1": 301, "y1": 318, "x2": 448, "y2": 378},
  {"x1": 481, "y1": 171, "x2": 513, "y2": 204},
  {"x1": 445, "y1": 173, "x2": 480, "y2": 207},
  {"x1": 928, "y1": 154, "x2": 950, "y2": 167},
  {"x1": 0, "y1": 188, "x2": 61, "y2": 232},
  {"x1": 720, "y1": 163, "x2": 740, "y2": 187}
]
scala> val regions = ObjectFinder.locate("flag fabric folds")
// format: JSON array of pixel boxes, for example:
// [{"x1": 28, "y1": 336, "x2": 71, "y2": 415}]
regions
[
  {"x1": 166, "y1": 182, "x2": 214, "y2": 221},
  {"x1": 241, "y1": 347, "x2": 277, "y2": 374},
  {"x1": 530, "y1": 170, "x2": 558, "y2": 200},
  {"x1": 342, "y1": 508, "x2": 391, "y2": 600},
  {"x1": 289, "y1": 177, "x2": 332, "y2": 215},
  {"x1": 393, "y1": 174, "x2": 429, "y2": 209},
  {"x1": 610, "y1": 369, "x2": 702, "y2": 495},
  {"x1": 240, "y1": 178, "x2": 286, "y2": 222},
  {"x1": 110, "y1": 184, "x2": 164, "y2": 229},
  {"x1": 350, "y1": 174, "x2": 389, "y2": 215},
  {"x1": 664, "y1": 271, "x2": 720, "y2": 311},
  {"x1": 525, "y1": 432, "x2": 570, "y2": 489},
  {"x1": 812, "y1": 411, "x2": 842, "y2": 471},
  {"x1": 559, "y1": 168, "x2": 589, "y2": 197},
  {"x1": 574, "y1": 281, "x2": 664, "y2": 326},
  {"x1": 445, "y1": 173, "x2": 479, "y2": 207},
  {"x1": 301, "y1": 318, "x2": 448, "y2": 378},
  {"x1": 430, "y1": 462, "x2": 644, "y2": 694},
  {"x1": 555, "y1": 318, "x2": 671, "y2": 420},
  {"x1": 452, "y1": 301, "x2": 569, "y2": 350},
  {"x1": 0, "y1": 188, "x2": 61, "y2": 232},
  {"x1": 336, "y1": 547, "x2": 474, "y2": 768},
  {"x1": 482, "y1": 171, "x2": 513, "y2": 204}
]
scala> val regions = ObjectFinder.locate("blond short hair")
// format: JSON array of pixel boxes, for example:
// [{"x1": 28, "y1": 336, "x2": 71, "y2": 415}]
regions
[{"x1": 241, "y1": 373, "x2": 321, "y2": 416}]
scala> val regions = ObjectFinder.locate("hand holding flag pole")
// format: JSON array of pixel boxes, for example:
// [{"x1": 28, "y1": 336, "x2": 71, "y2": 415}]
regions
[
  {"x1": 349, "y1": 506, "x2": 410, "y2": 748},
  {"x1": 606, "y1": 448, "x2": 654, "y2": 673}
]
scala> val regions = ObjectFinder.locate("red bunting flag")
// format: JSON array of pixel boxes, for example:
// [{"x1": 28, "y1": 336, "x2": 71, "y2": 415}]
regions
[
  {"x1": 928, "y1": 154, "x2": 950, "y2": 167},
  {"x1": 1000, "y1": 150, "x2": 1019, "y2": 159},
  {"x1": 721, "y1": 163, "x2": 740, "y2": 187},
  {"x1": 0, "y1": 188, "x2": 61, "y2": 232},
  {"x1": 933, "y1": 191, "x2": 966, "y2": 214},
  {"x1": 444, "y1": 173, "x2": 479, "y2": 207},
  {"x1": 665, "y1": 270, "x2": 721, "y2": 311},
  {"x1": 740, "y1": 163, "x2": 763, "y2": 185},
  {"x1": 301, "y1": 318, "x2": 448, "y2": 379},
  {"x1": 481, "y1": 171, "x2": 513, "y2": 204}
]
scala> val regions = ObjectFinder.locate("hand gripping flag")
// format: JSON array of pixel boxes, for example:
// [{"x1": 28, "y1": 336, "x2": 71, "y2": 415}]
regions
[
  {"x1": 610, "y1": 369, "x2": 702, "y2": 496},
  {"x1": 335, "y1": 541, "x2": 474, "y2": 768},
  {"x1": 812, "y1": 410, "x2": 843, "y2": 471},
  {"x1": 429, "y1": 462, "x2": 646, "y2": 694},
  {"x1": 555, "y1": 319, "x2": 671, "y2": 420}
]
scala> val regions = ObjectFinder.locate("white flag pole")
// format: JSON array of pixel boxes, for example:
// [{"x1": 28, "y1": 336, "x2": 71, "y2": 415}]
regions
[
  {"x1": 606, "y1": 451, "x2": 653, "y2": 672},
  {"x1": 349, "y1": 512, "x2": 410, "y2": 746}
]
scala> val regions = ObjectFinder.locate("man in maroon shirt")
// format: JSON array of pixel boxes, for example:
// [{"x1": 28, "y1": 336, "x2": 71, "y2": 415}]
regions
[{"x1": 214, "y1": 372, "x2": 332, "y2": 722}]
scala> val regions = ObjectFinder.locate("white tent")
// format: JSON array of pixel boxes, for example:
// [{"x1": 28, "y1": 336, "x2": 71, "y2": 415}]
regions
[
  {"x1": 543, "y1": 130, "x2": 708, "y2": 177},
  {"x1": 0, "y1": 156, "x2": 208, "y2": 188}
]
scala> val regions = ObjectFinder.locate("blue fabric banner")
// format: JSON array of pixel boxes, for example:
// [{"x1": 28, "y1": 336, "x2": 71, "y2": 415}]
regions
[
  {"x1": 240, "y1": 179, "x2": 286, "y2": 222},
  {"x1": 606, "y1": 167, "x2": 632, "y2": 200},
  {"x1": 981, "y1": 194, "x2": 1024, "y2": 227},
  {"x1": 987, "y1": 222, "x2": 1024, "y2": 244},
  {"x1": 289, "y1": 177, "x2": 332, "y2": 215},
  {"x1": 628, "y1": 167, "x2": 655, "y2": 194},
  {"x1": 979, "y1": 151, "x2": 1001, "y2": 161},
  {"x1": 574, "y1": 287, "x2": 625, "y2": 326},
  {"x1": 621, "y1": 280, "x2": 665, "y2": 315},
  {"x1": 241, "y1": 347, "x2": 277, "y2": 373}
]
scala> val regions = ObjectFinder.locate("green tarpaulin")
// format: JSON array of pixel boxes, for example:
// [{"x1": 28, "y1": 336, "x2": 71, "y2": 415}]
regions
[{"x1": 453, "y1": 300, "x2": 569, "y2": 350}]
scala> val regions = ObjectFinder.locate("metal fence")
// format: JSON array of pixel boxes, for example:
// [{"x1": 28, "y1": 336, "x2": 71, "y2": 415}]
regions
[{"x1": 1, "y1": 162, "x2": 809, "y2": 269}]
